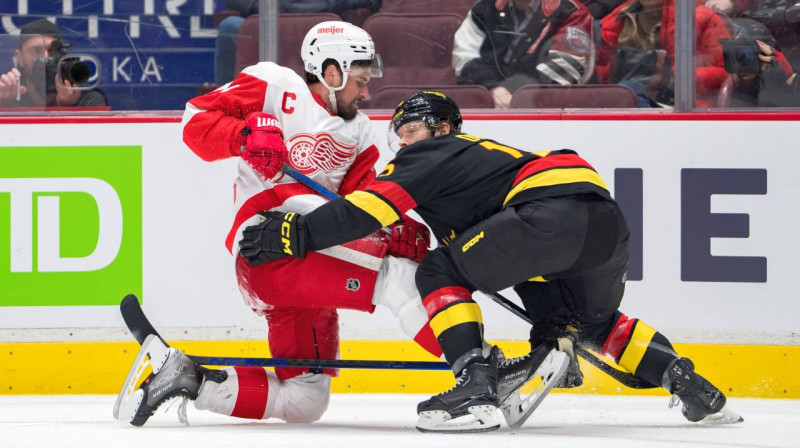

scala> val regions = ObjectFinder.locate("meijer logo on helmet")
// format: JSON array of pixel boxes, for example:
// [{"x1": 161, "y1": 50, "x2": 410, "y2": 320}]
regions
[
  {"x1": 317, "y1": 26, "x2": 345, "y2": 35},
  {"x1": 0, "y1": 146, "x2": 142, "y2": 306}
]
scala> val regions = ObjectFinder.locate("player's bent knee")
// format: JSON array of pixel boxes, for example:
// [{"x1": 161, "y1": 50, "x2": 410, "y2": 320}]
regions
[
  {"x1": 415, "y1": 249, "x2": 450, "y2": 293},
  {"x1": 281, "y1": 373, "x2": 331, "y2": 423}
]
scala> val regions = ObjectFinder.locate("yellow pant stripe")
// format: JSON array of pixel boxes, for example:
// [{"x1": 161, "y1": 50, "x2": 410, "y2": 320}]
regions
[
  {"x1": 618, "y1": 321, "x2": 657, "y2": 374},
  {"x1": 345, "y1": 190, "x2": 400, "y2": 226},
  {"x1": 429, "y1": 302, "x2": 483, "y2": 338},
  {"x1": 504, "y1": 167, "x2": 609, "y2": 205}
]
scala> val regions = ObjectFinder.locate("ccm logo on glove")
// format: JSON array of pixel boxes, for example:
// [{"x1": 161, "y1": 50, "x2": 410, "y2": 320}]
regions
[
  {"x1": 239, "y1": 210, "x2": 307, "y2": 266},
  {"x1": 281, "y1": 212, "x2": 296, "y2": 255}
]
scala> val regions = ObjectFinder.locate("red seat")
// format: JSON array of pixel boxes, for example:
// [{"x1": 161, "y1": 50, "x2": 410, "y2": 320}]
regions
[
  {"x1": 234, "y1": 13, "x2": 342, "y2": 79},
  {"x1": 362, "y1": 13, "x2": 463, "y2": 91},
  {"x1": 362, "y1": 84, "x2": 494, "y2": 109},
  {"x1": 509, "y1": 84, "x2": 639, "y2": 109},
  {"x1": 715, "y1": 74, "x2": 739, "y2": 108},
  {"x1": 380, "y1": 0, "x2": 474, "y2": 17}
]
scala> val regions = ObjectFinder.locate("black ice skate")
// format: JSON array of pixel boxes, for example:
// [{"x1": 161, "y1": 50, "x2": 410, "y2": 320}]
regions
[
  {"x1": 416, "y1": 346, "x2": 501, "y2": 433},
  {"x1": 666, "y1": 357, "x2": 743, "y2": 424},
  {"x1": 113, "y1": 334, "x2": 225, "y2": 426},
  {"x1": 497, "y1": 341, "x2": 569, "y2": 428}
]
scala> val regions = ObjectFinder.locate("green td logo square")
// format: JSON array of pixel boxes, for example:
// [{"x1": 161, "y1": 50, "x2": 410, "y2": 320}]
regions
[{"x1": 0, "y1": 146, "x2": 142, "y2": 306}]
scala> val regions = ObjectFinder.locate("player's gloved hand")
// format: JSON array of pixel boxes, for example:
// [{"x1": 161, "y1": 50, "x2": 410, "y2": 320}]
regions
[
  {"x1": 387, "y1": 214, "x2": 430, "y2": 263},
  {"x1": 238, "y1": 211, "x2": 307, "y2": 266},
  {"x1": 530, "y1": 322, "x2": 583, "y2": 388},
  {"x1": 236, "y1": 112, "x2": 287, "y2": 180}
]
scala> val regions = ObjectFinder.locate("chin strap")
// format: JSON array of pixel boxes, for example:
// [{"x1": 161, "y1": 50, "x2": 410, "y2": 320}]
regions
[{"x1": 328, "y1": 87, "x2": 338, "y2": 115}]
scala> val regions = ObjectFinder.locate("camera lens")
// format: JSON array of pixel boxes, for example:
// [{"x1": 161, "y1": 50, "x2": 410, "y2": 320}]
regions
[{"x1": 60, "y1": 58, "x2": 91, "y2": 84}]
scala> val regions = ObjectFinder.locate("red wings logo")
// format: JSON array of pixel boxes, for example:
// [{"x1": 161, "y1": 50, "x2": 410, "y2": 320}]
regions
[{"x1": 286, "y1": 133, "x2": 357, "y2": 175}]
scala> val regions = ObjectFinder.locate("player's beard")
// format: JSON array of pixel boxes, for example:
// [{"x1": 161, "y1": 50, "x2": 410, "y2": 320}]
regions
[{"x1": 335, "y1": 90, "x2": 359, "y2": 120}]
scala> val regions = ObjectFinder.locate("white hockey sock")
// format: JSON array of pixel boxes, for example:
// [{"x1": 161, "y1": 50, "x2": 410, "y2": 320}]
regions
[
  {"x1": 374, "y1": 256, "x2": 443, "y2": 358},
  {"x1": 195, "y1": 367, "x2": 331, "y2": 423}
]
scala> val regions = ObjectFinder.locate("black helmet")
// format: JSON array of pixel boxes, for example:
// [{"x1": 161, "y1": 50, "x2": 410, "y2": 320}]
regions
[{"x1": 391, "y1": 91, "x2": 462, "y2": 133}]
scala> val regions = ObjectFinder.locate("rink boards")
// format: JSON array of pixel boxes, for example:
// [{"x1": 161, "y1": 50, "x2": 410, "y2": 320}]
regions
[{"x1": 0, "y1": 113, "x2": 798, "y2": 396}]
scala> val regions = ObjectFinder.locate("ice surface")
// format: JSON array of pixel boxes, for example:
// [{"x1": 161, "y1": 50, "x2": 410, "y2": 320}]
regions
[{"x1": 2, "y1": 394, "x2": 799, "y2": 448}]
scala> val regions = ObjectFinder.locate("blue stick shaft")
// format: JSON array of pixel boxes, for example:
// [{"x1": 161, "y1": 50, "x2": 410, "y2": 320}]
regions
[
  {"x1": 282, "y1": 167, "x2": 339, "y2": 201},
  {"x1": 187, "y1": 355, "x2": 450, "y2": 371}
]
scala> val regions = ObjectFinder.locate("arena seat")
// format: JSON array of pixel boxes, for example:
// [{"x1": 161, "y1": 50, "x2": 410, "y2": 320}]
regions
[
  {"x1": 509, "y1": 84, "x2": 639, "y2": 109},
  {"x1": 234, "y1": 13, "x2": 342, "y2": 79},
  {"x1": 362, "y1": 13, "x2": 463, "y2": 91},
  {"x1": 362, "y1": 84, "x2": 494, "y2": 109},
  {"x1": 715, "y1": 74, "x2": 739, "y2": 108},
  {"x1": 379, "y1": 0, "x2": 474, "y2": 17}
]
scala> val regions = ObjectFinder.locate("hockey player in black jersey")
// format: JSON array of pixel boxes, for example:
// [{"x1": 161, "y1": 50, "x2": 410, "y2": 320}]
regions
[{"x1": 238, "y1": 91, "x2": 743, "y2": 432}]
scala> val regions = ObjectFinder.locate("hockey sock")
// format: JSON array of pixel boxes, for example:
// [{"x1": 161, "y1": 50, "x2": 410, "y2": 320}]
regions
[
  {"x1": 601, "y1": 313, "x2": 678, "y2": 387},
  {"x1": 422, "y1": 286, "x2": 484, "y2": 373},
  {"x1": 195, "y1": 366, "x2": 331, "y2": 423}
]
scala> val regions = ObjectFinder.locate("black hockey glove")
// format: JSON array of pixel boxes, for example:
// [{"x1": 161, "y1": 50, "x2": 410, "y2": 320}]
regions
[{"x1": 238, "y1": 211, "x2": 307, "y2": 266}]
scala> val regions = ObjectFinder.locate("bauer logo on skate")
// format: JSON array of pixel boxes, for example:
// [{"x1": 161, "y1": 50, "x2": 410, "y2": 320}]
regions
[{"x1": 0, "y1": 146, "x2": 142, "y2": 307}]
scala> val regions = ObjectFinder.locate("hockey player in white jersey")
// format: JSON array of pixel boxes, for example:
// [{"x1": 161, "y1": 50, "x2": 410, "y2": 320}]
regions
[{"x1": 115, "y1": 21, "x2": 443, "y2": 427}]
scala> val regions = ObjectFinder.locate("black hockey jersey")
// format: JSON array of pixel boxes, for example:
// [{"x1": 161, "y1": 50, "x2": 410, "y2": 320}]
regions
[{"x1": 304, "y1": 133, "x2": 611, "y2": 250}]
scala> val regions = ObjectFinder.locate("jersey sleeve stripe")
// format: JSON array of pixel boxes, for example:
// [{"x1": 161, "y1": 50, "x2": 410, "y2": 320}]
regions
[
  {"x1": 344, "y1": 190, "x2": 401, "y2": 226},
  {"x1": 504, "y1": 167, "x2": 609, "y2": 205},
  {"x1": 511, "y1": 153, "x2": 595, "y2": 185},
  {"x1": 338, "y1": 144, "x2": 380, "y2": 196},
  {"x1": 365, "y1": 180, "x2": 418, "y2": 212},
  {"x1": 225, "y1": 183, "x2": 317, "y2": 252}
]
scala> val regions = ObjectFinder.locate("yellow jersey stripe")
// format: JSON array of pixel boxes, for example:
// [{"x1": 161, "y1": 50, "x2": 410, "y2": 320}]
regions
[
  {"x1": 618, "y1": 321, "x2": 657, "y2": 375},
  {"x1": 504, "y1": 167, "x2": 609, "y2": 206},
  {"x1": 345, "y1": 190, "x2": 400, "y2": 226},
  {"x1": 429, "y1": 302, "x2": 483, "y2": 338}
]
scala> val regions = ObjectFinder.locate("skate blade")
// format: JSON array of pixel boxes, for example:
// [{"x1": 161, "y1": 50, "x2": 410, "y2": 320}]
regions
[
  {"x1": 700, "y1": 403, "x2": 744, "y2": 425},
  {"x1": 500, "y1": 350, "x2": 569, "y2": 429},
  {"x1": 416, "y1": 405, "x2": 501, "y2": 433},
  {"x1": 113, "y1": 334, "x2": 173, "y2": 423}
]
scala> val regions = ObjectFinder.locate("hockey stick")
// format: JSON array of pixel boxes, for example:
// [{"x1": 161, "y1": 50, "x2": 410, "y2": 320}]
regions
[
  {"x1": 120, "y1": 294, "x2": 450, "y2": 371},
  {"x1": 281, "y1": 166, "x2": 339, "y2": 201},
  {"x1": 281, "y1": 169, "x2": 656, "y2": 389},
  {"x1": 479, "y1": 291, "x2": 656, "y2": 389}
]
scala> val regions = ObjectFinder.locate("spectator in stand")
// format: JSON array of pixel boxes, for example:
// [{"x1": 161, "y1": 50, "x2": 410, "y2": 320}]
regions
[
  {"x1": 452, "y1": 0, "x2": 594, "y2": 109},
  {"x1": 215, "y1": 0, "x2": 258, "y2": 86},
  {"x1": 215, "y1": 0, "x2": 383, "y2": 85},
  {"x1": 0, "y1": 19, "x2": 107, "y2": 108},
  {"x1": 584, "y1": 0, "x2": 628, "y2": 19},
  {"x1": 723, "y1": 18, "x2": 800, "y2": 105},
  {"x1": 594, "y1": 0, "x2": 731, "y2": 107},
  {"x1": 739, "y1": 1, "x2": 800, "y2": 69}
]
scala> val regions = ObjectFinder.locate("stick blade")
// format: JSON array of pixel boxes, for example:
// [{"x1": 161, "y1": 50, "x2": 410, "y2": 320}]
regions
[{"x1": 120, "y1": 294, "x2": 161, "y2": 344}]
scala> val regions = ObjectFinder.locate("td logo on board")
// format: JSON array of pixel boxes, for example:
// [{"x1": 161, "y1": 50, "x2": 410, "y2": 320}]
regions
[{"x1": 0, "y1": 146, "x2": 142, "y2": 306}]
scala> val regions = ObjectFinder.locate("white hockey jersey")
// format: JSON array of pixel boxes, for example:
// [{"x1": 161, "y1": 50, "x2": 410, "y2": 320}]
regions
[{"x1": 181, "y1": 62, "x2": 381, "y2": 253}]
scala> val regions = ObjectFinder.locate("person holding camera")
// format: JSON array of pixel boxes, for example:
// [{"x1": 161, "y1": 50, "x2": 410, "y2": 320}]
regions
[
  {"x1": 0, "y1": 19, "x2": 107, "y2": 108},
  {"x1": 723, "y1": 18, "x2": 800, "y2": 106}
]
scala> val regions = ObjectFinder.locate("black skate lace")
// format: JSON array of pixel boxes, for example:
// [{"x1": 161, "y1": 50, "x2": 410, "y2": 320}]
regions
[{"x1": 438, "y1": 371, "x2": 469, "y2": 396}]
